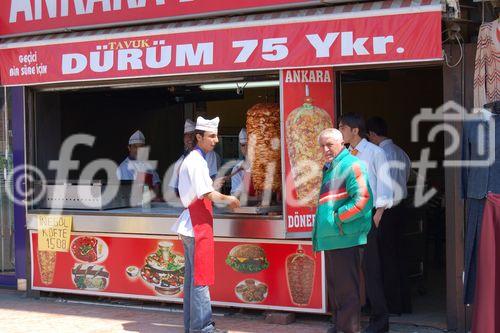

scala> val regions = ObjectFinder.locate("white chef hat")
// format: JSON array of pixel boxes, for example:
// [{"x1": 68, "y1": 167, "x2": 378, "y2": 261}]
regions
[
  {"x1": 128, "y1": 130, "x2": 145, "y2": 145},
  {"x1": 195, "y1": 116, "x2": 219, "y2": 133},
  {"x1": 238, "y1": 128, "x2": 247, "y2": 144},
  {"x1": 184, "y1": 119, "x2": 195, "y2": 134}
]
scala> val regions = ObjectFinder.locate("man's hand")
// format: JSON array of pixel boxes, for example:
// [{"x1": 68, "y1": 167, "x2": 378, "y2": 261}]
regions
[
  {"x1": 226, "y1": 195, "x2": 241, "y2": 210},
  {"x1": 213, "y1": 177, "x2": 226, "y2": 191},
  {"x1": 205, "y1": 191, "x2": 240, "y2": 209},
  {"x1": 373, "y1": 208, "x2": 385, "y2": 228}
]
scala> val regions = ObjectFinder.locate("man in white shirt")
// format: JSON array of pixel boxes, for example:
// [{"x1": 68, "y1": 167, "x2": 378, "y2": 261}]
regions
[
  {"x1": 169, "y1": 120, "x2": 221, "y2": 194},
  {"x1": 366, "y1": 117, "x2": 410, "y2": 204},
  {"x1": 168, "y1": 120, "x2": 197, "y2": 193},
  {"x1": 339, "y1": 113, "x2": 392, "y2": 333},
  {"x1": 116, "y1": 130, "x2": 161, "y2": 198},
  {"x1": 230, "y1": 128, "x2": 251, "y2": 197},
  {"x1": 367, "y1": 116, "x2": 412, "y2": 315},
  {"x1": 171, "y1": 116, "x2": 239, "y2": 333}
]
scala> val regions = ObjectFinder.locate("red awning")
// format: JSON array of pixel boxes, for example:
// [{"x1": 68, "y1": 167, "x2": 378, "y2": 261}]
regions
[{"x1": 0, "y1": 0, "x2": 443, "y2": 86}]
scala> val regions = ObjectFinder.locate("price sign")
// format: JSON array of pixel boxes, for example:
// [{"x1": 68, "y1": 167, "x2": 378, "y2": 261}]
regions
[{"x1": 37, "y1": 215, "x2": 72, "y2": 252}]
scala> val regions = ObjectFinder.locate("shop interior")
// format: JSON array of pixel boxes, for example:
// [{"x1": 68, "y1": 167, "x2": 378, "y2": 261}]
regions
[
  {"x1": 30, "y1": 66, "x2": 446, "y2": 323},
  {"x1": 340, "y1": 66, "x2": 446, "y2": 325},
  {"x1": 30, "y1": 73, "x2": 280, "y2": 213}
]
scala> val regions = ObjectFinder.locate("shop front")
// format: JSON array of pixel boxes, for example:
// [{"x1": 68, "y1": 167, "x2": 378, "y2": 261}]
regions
[{"x1": 0, "y1": 0, "x2": 442, "y2": 316}]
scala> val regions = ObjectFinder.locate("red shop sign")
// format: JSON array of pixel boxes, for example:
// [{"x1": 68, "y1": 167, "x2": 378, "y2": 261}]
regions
[
  {"x1": 0, "y1": 0, "x2": 321, "y2": 37},
  {"x1": 0, "y1": 8, "x2": 441, "y2": 86},
  {"x1": 31, "y1": 232, "x2": 326, "y2": 313},
  {"x1": 281, "y1": 68, "x2": 335, "y2": 235}
]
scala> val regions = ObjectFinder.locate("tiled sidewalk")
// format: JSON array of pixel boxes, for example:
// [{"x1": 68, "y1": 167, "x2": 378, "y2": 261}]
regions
[
  {"x1": 0, "y1": 289, "x2": 446, "y2": 333},
  {"x1": 0, "y1": 289, "x2": 328, "y2": 333}
]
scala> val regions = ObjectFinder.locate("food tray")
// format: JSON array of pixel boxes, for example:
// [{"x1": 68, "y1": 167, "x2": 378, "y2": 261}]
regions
[
  {"x1": 34, "y1": 181, "x2": 135, "y2": 210},
  {"x1": 231, "y1": 205, "x2": 282, "y2": 215}
]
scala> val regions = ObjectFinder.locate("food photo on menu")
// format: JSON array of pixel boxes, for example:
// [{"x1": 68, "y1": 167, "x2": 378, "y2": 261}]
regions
[
  {"x1": 38, "y1": 250, "x2": 57, "y2": 285},
  {"x1": 72, "y1": 264, "x2": 109, "y2": 291},
  {"x1": 286, "y1": 245, "x2": 316, "y2": 306},
  {"x1": 139, "y1": 241, "x2": 185, "y2": 296},
  {"x1": 235, "y1": 279, "x2": 269, "y2": 304},
  {"x1": 225, "y1": 244, "x2": 269, "y2": 274},
  {"x1": 286, "y1": 84, "x2": 333, "y2": 207},
  {"x1": 70, "y1": 236, "x2": 108, "y2": 263}
]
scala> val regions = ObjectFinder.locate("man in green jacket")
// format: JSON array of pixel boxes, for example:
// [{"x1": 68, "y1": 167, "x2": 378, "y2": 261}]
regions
[{"x1": 313, "y1": 128, "x2": 373, "y2": 333}]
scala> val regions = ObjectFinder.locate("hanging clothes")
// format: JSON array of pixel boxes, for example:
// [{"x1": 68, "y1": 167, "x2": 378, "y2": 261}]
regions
[
  {"x1": 473, "y1": 19, "x2": 499, "y2": 109},
  {"x1": 462, "y1": 112, "x2": 500, "y2": 304},
  {"x1": 471, "y1": 193, "x2": 500, "y2": 333},
  {"x1": 463, "y1": 198, "x2": 486, "y2": 304}
]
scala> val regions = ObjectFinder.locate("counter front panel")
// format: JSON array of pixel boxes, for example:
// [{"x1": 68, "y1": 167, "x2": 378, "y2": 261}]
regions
[{"x1": 30, "y1": 231, "x2": 326, "y2": 313}]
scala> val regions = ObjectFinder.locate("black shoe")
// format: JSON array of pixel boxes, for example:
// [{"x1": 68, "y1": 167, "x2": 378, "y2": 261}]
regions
[
  {"x1": 363, "y1": 324, "x2": 389, "y2": 333},
  {"x1": 326, "y1": 324, "x2": 337, "y2": 333},
  {"x1": 363, "y1": 320, "x2": 389, "y2": 333}
]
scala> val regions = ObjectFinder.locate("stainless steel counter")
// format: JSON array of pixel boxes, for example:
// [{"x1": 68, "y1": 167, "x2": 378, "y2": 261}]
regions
[{"x1": 27, "y1": 203, "x2": 286, "y2": 239}]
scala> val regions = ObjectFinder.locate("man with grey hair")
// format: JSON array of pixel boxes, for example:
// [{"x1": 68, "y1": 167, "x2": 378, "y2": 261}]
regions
[{"x1": 313, "y1": 128, "x2": 373, "y2": 333}]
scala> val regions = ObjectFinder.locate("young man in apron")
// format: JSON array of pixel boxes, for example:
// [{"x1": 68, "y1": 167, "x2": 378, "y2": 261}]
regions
[{"x1": 172, "y1": 116, "x2": 240, "y2": 333}]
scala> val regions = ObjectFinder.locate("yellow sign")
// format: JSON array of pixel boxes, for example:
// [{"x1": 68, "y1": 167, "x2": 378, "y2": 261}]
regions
[{"x1": 37, "y1": 215, "x2": 72, "y2": 252}]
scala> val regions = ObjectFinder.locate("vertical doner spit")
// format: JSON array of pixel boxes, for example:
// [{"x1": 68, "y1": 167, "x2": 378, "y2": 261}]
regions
[
  {"x1": 286, "y1": 85, "x2": 333, "y2": 206},
  {"x1": 246, "y1": 103, "x2": 282, "y2": 209}
]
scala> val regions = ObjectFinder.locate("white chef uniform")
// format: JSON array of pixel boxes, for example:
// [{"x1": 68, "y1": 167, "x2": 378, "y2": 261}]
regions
[
  {"x1": 171, "y1": 117, "x2": 220, "y2": 236},
  {"x1": 230, "y1": 128, "x2": 249, "y2": 196},
  {"x1": 116, "y1": 130, "x2": 160, "y2": 185},
  {"x1": 169, "y1": 120, "x2": 220, "y2": 190}
]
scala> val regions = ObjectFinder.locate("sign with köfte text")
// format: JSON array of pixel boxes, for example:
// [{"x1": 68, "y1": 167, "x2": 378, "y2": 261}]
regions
[
  {"x1": 0, "y1": 10, "x2": 442, "y2": 86},
  {"x1": 37, "y1": 215, "x2": 72, "y2": 252}
]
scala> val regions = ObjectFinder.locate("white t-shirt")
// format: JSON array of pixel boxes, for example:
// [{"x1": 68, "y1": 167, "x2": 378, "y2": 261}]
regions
[
  {"x1": 116, "y1": 157, "x2": 161, "y2": 185},
  {"x1": 171, "y1": 149, "x2": 214, "y2": 237},
  {"x1": 168, "y1": 150, "x2": 220, "y2": 190}
]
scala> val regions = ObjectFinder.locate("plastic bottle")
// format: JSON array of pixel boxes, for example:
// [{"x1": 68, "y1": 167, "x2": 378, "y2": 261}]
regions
[{"x1": 142, "y1": 185, "x2": 151, "y2": 210}]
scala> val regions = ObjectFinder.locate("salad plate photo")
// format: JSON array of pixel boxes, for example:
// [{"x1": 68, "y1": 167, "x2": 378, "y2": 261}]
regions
[{"x1": 70, "y1": 236, "x2": 108, "y2": 263}]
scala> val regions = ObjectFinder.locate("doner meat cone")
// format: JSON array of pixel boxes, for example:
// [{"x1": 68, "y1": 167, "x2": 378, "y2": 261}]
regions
[
  {"x1": 38, "y1": 250, "x2": 57, "y2": 285},
  {"x1": 286, "y1": 245, "x2": 315, "y2": 306},
  {"x1": 286, "y1": 85, "x2": 332, "y2": 206},
  {"x1": 246, "y1": 103, "x2": 281, "y2": 194}
]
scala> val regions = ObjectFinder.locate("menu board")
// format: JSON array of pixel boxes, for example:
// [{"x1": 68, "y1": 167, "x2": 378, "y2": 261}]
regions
[
  {"x1": 30, "y1": 232, "x2": 326, "y2": 313},
  {"x1": 37, "y1": 215, "x2": 72, "y2": 252},
  {"x1": 281, "y1": 68, "x2": 336, "y2": 235}
]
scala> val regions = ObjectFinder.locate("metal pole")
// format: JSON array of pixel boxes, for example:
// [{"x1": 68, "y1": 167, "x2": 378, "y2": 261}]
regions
[
  {"x1": 4, "y1": 86, "x2": 14, "y2": 272},
  {"x1": 0, "y1": 86, "x2": 6, "y2": 272}
]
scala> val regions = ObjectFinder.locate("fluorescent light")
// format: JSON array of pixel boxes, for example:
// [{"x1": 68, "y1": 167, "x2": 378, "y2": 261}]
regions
[{"x1": 200, "y1": 81, "x2": 279, "y2": 90}]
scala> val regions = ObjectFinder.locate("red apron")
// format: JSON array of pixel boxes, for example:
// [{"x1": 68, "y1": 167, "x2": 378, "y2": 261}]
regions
[
  {"x1": 243, "y1": 171, "x2": 256, "y2": 196},
  {"x1": 188, "y1": 196, "x2": 215, "y2": 286}
]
